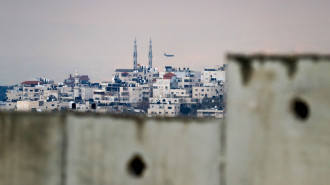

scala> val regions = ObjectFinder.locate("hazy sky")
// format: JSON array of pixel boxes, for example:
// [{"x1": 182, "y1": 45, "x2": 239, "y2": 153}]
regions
[{"x1": 1, "y1": 0, "x2": 330, "y2": 85}]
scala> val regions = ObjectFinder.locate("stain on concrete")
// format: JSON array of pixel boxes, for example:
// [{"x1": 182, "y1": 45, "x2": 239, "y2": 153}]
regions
[
  {"x1": 227, "y1": 53, "x2": 330, "y2": 84},
  {"x1": 135, "y1": 116, "x2": 145, "y2": 142},
  {"x1": 227, "y1": 54, "x2": 253, "y2": 86}
]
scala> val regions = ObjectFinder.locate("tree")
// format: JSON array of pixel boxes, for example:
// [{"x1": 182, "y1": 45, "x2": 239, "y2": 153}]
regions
[
  {"x1": 180, "y1": 104, "x2": 191, "y2": 115},
  {"x1": 136, "y1": 100, "x2": 149, "y2": 112},
  {"x1": 201, "y1": 96, "x2": 224, "y2": 110},
  {"x1": 180, "y1": 103, "x2": 202, "y2": 117}
]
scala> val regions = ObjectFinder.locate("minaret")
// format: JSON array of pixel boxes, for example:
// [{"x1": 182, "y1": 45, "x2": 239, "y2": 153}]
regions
[
  {"x1": 133, "y1": 38, "x2": 138, "y2": 70},
  {"x1": 148, "y1": 38, "x2": 153, "y2": 68},
  {"x1": 74, "y1": 68, "x2": 80, "y2": 100}
]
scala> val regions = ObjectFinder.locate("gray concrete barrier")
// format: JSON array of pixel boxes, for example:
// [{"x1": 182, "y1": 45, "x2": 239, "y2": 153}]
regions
[
  {"x1": 0, "y1": 113, "x2": 223, "y2": 185},
  {"x1": 227, "y1": 54, "x2": 330, "y2": 185}
]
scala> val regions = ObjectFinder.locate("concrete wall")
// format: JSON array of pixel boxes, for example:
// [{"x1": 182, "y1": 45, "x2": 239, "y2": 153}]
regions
[
  {"x1": 0, "y1": 113, "x2": 223, "y2": 185},
  {"x1": 0, "y1": 54, "x2": 329, "y2": 185},
  {"x1": 0, "y1": 114, "x2": 65, "y2": 185},
  {"x1": 226, "y1": 54, "x2": 330, "y2": 185}
]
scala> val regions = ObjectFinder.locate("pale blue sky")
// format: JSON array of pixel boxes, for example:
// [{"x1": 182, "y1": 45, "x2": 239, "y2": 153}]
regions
[{"x1": 1, "y1": 0, "x2": 330, "y2": 85}]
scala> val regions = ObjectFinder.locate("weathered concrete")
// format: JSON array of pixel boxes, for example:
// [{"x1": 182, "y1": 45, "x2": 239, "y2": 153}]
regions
[
  {"x1": 0, "y1": 113, "x2": 65, "y2": 185},
  {"x1": 0, "y1": 113, "x2": 223, "y2": 185},
  {"x1": 66, "y1": 115, "x2": 222, "y2": 185},
  {"x1": 226, "y1": 54, "x2": 330, "y2": 185}
]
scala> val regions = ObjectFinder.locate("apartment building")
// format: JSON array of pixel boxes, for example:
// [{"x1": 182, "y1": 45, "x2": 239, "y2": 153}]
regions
[
  {"x1": 120, "y1": 85, "x2": 142, "y2": 104},
  {"x1": 152, "y1": 73, "x2": 178, "y2": 98},
  {"x1": 192, "y1": 85, "x2": 224, "y2": 100},
  {"x1": 119, "y1": 83, "x2": 151, "y2": 104},
  {"x1": 169, "y1": 89, "x2": 190, "y2": 98},
  {"x1": 17, "y1": 100, "x2": 59, "y2": 112},
  {"x1": 202, "y1": 64, "x2": 226, "y2": 84},
  {"x1": 6, "y1": 86, "x2": 22, "y2": 102},
  {"x1": 147, "y1": 103, "x2": 180, "y2": 117}
]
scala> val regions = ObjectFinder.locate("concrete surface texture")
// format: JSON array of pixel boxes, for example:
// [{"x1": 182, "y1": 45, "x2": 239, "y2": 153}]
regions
[
  {"x1": 1, "y1": 54, "x2": 329, "y2": 185},
  {"x1": 0, "y1": 113, "x2": 223, "y2": 185},
  {"x1": 226, "y1": 54, "x2": 330, "y2": 185}
]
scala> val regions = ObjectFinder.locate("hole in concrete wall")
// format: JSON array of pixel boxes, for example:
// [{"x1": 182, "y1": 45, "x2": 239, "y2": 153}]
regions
[
  {"x1": 292, "y1": 98, "x2": 309, "y2": 121},
  {"x1": 127, "y1": 154, "x2": 146, "y2": 178}
]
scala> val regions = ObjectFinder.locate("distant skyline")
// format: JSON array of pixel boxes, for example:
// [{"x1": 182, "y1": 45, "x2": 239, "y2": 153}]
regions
[{"x1": 1, "y1": 0, "x2": 330, "y2": 85}]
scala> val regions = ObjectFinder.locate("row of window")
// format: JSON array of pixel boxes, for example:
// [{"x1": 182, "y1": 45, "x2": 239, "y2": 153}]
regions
[
  {"x1": 195, "y1": 88, "x2": 219, "y2": 92},
  {"x1": 150, "y1": 112, "x2": 178, "y2": 115},
  {"x1": 24, "y1": 89, "x2": 45, "y2": 92}
]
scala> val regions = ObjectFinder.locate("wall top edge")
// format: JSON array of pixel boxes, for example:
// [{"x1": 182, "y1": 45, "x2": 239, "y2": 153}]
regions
[
  {"x1": 227, "y1": 53, "x2": 330, "y2": 62},
  {"x1": 0, "y1": 111, "x2": 221, "y2": 124}
]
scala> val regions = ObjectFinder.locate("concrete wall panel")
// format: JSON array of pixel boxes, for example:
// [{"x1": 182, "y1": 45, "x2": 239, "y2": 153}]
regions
[
  {"x1": 66, "y1": 115, "x2": 222, "y2": 185},
  {"x1": 0, "y1": 113, "x2": 65, "y2": 185},
  {"x1": 226, "y1": 55, "x2": 330, "y2": 185}
]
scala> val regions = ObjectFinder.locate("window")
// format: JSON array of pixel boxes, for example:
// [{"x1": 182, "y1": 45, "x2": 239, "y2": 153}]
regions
[
  {"x1": 121, "y1": 92, "x2": 129, "y2": 96},
  {"x1": 168, "y1": 106, "x2": 172, "y2": 109}
]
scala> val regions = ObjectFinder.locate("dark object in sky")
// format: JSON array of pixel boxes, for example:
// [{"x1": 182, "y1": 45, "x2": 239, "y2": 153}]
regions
[{"x1": 164, "y1": 53, "x2": 174, "y2": 57}]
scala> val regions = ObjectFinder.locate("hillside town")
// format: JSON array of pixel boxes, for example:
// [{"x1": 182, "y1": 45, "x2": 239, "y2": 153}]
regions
[{"x1": 0, "y1": 39, "x2": 226, "y2": 118}]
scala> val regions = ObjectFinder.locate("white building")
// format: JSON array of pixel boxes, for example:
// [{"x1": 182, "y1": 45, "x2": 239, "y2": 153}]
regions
[
  {"x1": 152, "y1": 73, "x2": 178, "y2": 98},
  {"x1": 192, "y1": 85, "x2": 224, "y2": 100},
  {"x1": 81, "y1": 87, "x2": 95, "y2": 101},
  {"x1": 202, "y1": 65, "x2": 226, "y2": 84},
  {"x1": 147, "y1": 103, "x2": 180, "y2": 117},
  {"x1": 17, "y1": 100, "x2": 59, "y2": 112},
  {"x1": 197, "y1": 109, "x2": 224, "y2": 119}
]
